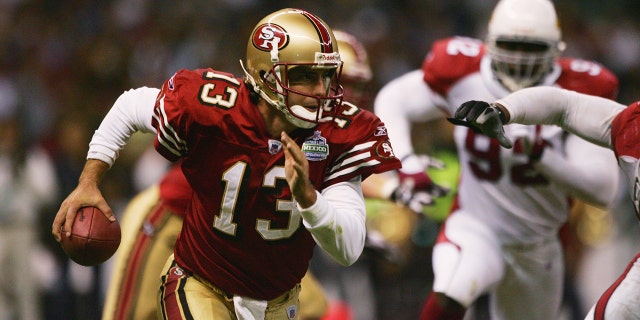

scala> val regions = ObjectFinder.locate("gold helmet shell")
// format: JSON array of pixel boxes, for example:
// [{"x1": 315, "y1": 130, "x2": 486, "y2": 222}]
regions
[{"x1": 243, "y1": 8, "x2": 343, "y2": 128}]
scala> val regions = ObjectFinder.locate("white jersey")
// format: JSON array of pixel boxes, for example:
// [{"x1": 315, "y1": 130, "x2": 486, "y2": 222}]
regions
[
  {"x1": 375, "y1": 36, "x2": 620, "y2": 245},
  {"x1": 493, "y1": 86, "x2": 640, "y2": 320}
]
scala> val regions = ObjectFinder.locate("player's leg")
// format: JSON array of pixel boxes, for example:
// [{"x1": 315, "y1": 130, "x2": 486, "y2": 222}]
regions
[
  {"x1": 102, "y1": 185, "x2": 160, "y2": 319},
  {"x1": 299, "y1": 270, "x2": 328, "y2": 320},
  {"x1": 158, "y1": 255, "x2": 236, "y2": 320},
  {"x1": 103, "y1": 185, "x2": 184, "y2": 320},
  {"x1": 420, "y1": 213, "x2": 505, "y2": 320},
  {"x1": 491, "y1": 236, "x2": 563, "y2": 320},
  {"x1": 126, "y1": 209, "x2": 183, "y2": 319},
  {"x1": 264, "y1": 283, "x2": 301, "y2": 320},
  {"x1": 584, "y1": 253, "x2": 640, "y2": 319}
]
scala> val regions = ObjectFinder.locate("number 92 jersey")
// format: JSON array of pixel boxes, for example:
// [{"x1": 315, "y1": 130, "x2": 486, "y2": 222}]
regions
[
  {"x1": 422, "y1": 36, "x2": 619, "y2": 244},
  {"x1": 151, "y1": 68, "x2": 401, "y2": 300}
]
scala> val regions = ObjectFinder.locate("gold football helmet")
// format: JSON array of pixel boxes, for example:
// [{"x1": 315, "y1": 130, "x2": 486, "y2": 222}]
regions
[
  {"x1": 243, "y1": 8, "x2": 343, "y2": 128},
  {"x1": 334, "y1": 30, "x2": 373, "y2": 110}
]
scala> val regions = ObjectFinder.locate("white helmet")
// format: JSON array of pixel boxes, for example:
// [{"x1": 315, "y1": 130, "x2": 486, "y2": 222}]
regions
[
  {"x1": 486, "y1": 0, "x2": 566, "y2": 91},
  {"x1": 242, "y1": 8, "x2": 343, "y2": 129}
]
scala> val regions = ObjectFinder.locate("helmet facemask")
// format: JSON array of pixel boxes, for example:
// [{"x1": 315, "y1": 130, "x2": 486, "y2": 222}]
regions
[
  {"x1": 485, "y1": 0, "x2": 566, "y2": 92},
  {"x1": 487, "y1": 38, "x2": 563, "y2": 91},
  {"x1": 261, "y1": 61, "x2": 344, "y2": 128}
]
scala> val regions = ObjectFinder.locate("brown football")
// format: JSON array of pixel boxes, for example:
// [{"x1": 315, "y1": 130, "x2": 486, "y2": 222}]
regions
[{"x1": 61, "y1": 206, "x2": 121, "y2": 266}]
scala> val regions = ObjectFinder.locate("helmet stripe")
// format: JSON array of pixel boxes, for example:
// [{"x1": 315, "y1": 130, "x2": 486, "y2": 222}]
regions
[{"x1": 300, "y1": 11, "x2": 333, "y2": 53}]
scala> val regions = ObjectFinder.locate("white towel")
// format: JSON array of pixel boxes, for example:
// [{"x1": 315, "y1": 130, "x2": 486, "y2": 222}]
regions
[{"x1": 233, "y1": 295, "x2": 267, "y2": 320}]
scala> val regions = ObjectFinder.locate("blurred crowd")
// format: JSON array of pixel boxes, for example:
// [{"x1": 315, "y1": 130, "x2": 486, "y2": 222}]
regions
[{"x1": 1, "y1": 0, "x2": 640, "y2": 319}]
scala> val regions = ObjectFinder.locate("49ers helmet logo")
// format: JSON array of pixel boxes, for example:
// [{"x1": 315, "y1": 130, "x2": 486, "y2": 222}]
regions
[{"x1": 252, "y1": 24, "x2": 289, "y2": 52}]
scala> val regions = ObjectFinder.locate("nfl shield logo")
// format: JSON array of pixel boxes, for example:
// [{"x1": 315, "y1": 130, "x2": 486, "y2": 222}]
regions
[{"x1": 286, "y1": 305, "x2": 297, "y2": 320}]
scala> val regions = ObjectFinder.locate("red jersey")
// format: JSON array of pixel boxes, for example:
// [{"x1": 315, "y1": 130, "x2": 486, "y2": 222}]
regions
[
  {"x1": 158, "y1": 164, "x2": 191, "y2": 217},
  {"x1": 151, "y1": 68, "x2": 400, "y2": 299}
]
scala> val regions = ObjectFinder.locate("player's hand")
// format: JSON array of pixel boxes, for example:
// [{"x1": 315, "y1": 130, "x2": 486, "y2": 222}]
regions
[
  {"x1": 392, "y1": 171, "x2": 450, "y2": 213},
  {"x1": 449, "y1": 100, "x2": 513, "y2": 148},
  {"x1": 52, "y1": 159, "x2": 114, "y2": 242},
  {"x1": 281, "y1": 131, "x2": 317, "y2": 208},
  {"x1": 392, "y1": 154, "x2": 449, "y2": 214}
]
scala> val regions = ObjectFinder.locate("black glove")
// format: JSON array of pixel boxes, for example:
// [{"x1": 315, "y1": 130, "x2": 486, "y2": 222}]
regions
[{"x1": 448, "y1": 100, "x2": 513, "y2": 149}]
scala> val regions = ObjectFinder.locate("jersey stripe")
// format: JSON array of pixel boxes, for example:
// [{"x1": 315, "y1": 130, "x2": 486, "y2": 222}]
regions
[
  {"x1": 154, "y1": 96, "x2": 188, "y2": 156},
  {"x1": 325, "y1": 159, "x2": 382, "y2": 182}
]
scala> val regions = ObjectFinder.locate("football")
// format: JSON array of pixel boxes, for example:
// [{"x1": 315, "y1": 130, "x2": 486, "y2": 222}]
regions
[{"x1": 61, "y1": 206, "x2": 121, "y2": 266}]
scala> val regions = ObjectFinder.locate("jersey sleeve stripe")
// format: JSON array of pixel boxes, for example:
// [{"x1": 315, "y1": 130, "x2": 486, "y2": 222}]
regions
[
  {"x1": 332, "y1": 141, "x2": 376, "y2": 165},
  {"x1": 154, "y1": 97, "x2": 188, "y2": 156},
  {"x1": 324, "y1": 159, "x2": 382, "y2": 182},
  {"x1": 325, "y1": 140, "x2": 383, "y2": 182}
]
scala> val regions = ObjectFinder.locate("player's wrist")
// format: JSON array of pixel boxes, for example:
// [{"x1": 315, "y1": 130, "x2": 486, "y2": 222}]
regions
[
  {"x1": 296, "y1": 183, "x2": 318, "y2": 209},
  {"x1": 491, "y1": 103, "x2": 510, "y2": 123}
]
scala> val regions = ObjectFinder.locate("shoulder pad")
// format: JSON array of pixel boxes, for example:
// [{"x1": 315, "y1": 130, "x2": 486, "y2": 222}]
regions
[
  {"x1": 422, "y1": 37, "x2": 485, "y2": 96},
  {"x1": 556, "y1": 58, "x2": 619, "y2": 99}
]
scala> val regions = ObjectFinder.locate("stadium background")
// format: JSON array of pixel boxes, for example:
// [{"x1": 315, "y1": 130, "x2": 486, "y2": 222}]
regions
[{"x1": 1, "y1": 0, "x2": 639, "y2": 319}]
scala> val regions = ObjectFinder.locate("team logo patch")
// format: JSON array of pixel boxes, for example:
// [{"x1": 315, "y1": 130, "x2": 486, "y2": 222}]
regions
[
  {"x1": 173, "y1": 267, "x2": 184, "y2": 276},
  {"x1": 374, "y1": 139, "x2": 396, "y2": 159},
  {"x1": 285, "y1": 305, "x2": 297, "y2": 320},
  {"x1": 268, "y1": 139, "x2": 283, "y2": 154},
  {"x1": 301, "y1": 131, "x2": 329, "y2": 161},
  {"x1": 374, "y1": 126, "x2": 387, "y2": 137},
  {"x1": 252, "y1": 24, "x2": 289, "y2": 52}
]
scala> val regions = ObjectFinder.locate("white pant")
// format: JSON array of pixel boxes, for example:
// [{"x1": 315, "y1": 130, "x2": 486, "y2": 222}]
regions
[{"x1": 432, "y1": 213, "x2": 563, "y2": 320}]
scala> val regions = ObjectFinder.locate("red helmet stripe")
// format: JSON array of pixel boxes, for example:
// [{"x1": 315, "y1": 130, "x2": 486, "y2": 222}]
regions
[{"x1": 300, "y1": 11, "x2": 333, "y2": 53}]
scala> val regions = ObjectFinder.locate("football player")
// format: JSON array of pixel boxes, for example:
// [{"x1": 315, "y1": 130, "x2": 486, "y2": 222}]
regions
[
  {"x1": 52, "y1": 8, "x2": 401, "y2": 320},
  {"x1": 102, "y1": 163, "x2": 329, "y2": 320},
  {"x1": 451, "y1": 87, "x2": 640, "y2": 319},
  {"x1": 102, "y1": 28, "x2": 431, "y2": 320},
  {"x1": 373, "y1": 0, "x2": 620, "y2": 319}
]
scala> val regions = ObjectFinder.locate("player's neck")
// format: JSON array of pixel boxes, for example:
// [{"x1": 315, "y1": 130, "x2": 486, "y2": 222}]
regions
[{"x1": 257, "y1": 100, "x2": 297, "y2": 138}]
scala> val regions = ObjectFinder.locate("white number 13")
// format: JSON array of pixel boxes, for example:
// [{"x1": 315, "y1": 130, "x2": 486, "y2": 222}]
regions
[{"x1": 213, "y1": 161, "x2": 301, "y2": 240}]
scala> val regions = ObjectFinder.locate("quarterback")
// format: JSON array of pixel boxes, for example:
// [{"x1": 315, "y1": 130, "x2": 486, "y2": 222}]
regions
[{"x1": 53, "y1": 8, "x2": 400, "y2": 320}]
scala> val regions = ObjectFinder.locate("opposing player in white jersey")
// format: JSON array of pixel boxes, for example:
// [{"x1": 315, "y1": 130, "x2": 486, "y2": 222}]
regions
[
  {"x1": 373, "y1": 0, "x2": 620, "y2": 319},
  {"x1": 452, "y1": 88, "x2": 640, "y2": 319}
]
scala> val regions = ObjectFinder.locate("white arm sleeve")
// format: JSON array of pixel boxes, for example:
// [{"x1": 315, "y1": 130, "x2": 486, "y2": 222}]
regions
[
  {"x1": 87, "y1": 87, "x2": 160, "y2": 166},
  {"x1": 497, "y1": 87, "x2": 625, "y2": 148},
  {"x1": 298, "y1": 178, "x2": 366, "y2": 266},
  {"x1": 374, "y1": 70, "x2": 447, "y2": 161},
  {"x1": 534, "y1": 134, "x2": 619, "y2": 208}
]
